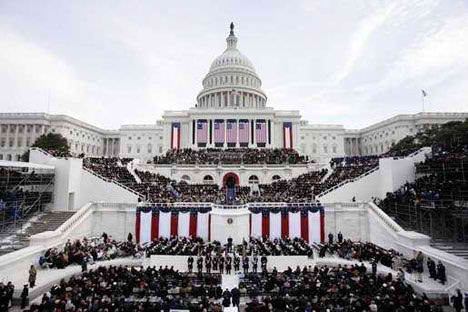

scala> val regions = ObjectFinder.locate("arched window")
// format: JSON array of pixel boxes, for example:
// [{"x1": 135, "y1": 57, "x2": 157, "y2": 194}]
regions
[
  {"x1": 203, "y1": 175, "x2": 214, "y2": 184},
  {"x1": 249, "y1": 175, "x2": 259, "y2": 184},
  {"x1": 272, "y1": 175, "x2": 281, "y2": 181},
  {"x1": 181, "y1": 175, "x2": 191, "y2": 181}
]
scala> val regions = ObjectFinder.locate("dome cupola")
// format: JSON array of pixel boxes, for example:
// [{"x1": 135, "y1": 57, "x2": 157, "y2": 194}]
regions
[{"x1": 196, "y1": 23, "x2": 267, "y2": 110}]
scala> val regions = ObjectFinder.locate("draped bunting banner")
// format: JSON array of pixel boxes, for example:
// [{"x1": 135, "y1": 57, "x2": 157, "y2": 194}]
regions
[
  {"x1": 249, "y1": 205, "x2": 325, "y2": 243},
  {"x1": 283, "y1": 122, "x2": 292, "y2": 149},
  {"x1": 135, "y1": 206, "x2": 211, "y2": 243},
  {"x1": 171, "y1": 122, "x2": 181, "y2": 149},
  {"x1": 136, "y1": 205, "x2": 324, "y2": 244}
]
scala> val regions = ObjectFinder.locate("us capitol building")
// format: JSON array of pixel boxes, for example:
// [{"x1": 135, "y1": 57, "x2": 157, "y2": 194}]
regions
[{"x1": 1, "y1": 24, "x2": 467, "y2": 164}]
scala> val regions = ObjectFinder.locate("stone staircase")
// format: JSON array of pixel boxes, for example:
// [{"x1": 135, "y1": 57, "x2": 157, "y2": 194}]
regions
[
  {"x1": 431, "y1": 240, "x2": 468, "y2": 260},
  {"x1": 0, "y1": 211, "x2": 76, "y2": 256}
]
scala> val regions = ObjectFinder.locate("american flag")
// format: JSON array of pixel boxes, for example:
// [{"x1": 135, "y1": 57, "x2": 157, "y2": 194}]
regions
[
  {"x1": 256, "y1": 120, "x2": 266, "y2": 143},
  {"x1": 226, "y1": 120, "x2": 237, "y2": 143},
  {"x1": 197, "y1": 121, "x2": 208, "y2": 143},
  {"x1": 238, "y1": 120, "x2": 249, "y2": 143},
  {"x1": 214, "y1": 120, "x2": 225, "y2": 143}
]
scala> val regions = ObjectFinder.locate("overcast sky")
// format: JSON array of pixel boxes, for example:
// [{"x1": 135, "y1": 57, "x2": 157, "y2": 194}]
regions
[{"x1": 1, "y1": 0, "x2": 467, "y2": 130}]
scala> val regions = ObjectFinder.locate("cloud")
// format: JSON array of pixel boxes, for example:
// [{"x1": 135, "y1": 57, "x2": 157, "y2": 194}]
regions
[
  {"x1": 333, "y1": 3, "x2": 398, "y2": 84},
  {"x1": 0, "y1": 26, "x2": 85, "y2": 106}
]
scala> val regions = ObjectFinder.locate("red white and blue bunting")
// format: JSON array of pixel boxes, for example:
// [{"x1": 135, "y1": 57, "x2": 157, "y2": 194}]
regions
[
  {"x1": 135, "y1": 205, "x2": 324, "y2": 244},
  {"x1": 249, "y1": 206, "x2": 324, "y2": 243}
]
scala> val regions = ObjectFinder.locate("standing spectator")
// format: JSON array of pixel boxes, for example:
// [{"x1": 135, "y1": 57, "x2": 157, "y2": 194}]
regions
[
  {"x1": 451, "y1": 289, "x2": 463, "y2": 312},
  {"x1": 427, "y1": 257, "x2": 436, "y2": 280},
  {"x1": 337, "y1": 231, "x2": 343, "y2": 243},
  {"x1": 222, "y1": 288, "x2": 232, "y2": 307},
  {"x1": 372, "y1": 261, "x2": 377, "y2": 277},
  {"x1": 20, "y1": 285, "x2": 28, "y2": 309},
  {"x1": 102, "y1": 232, "x2": 108, "y2": 244},
  {"x1": 28, "y1": 265, "x2": 37, "y2": 288},
  {"x1": 127, "y1": 232, "x2": 133, "y2": 242},
  {"x1": 328, "y1": 232, "x2": 334, "y2": 244},
  {"x1": 415, "y1": 251, "x2": 424, "y2": 282},
  {"x1": 188, "y1": 256, "x2": 194, "y2": 273},
  {"x1": 437, "y1": 261, "x2": 446, "y2": 285},
  {"x1": 243, "y1": 256, "x2": 249, "y2": 274},
  {"x1": 231, "y1": 287, "x2": 240, "y2": 307}
]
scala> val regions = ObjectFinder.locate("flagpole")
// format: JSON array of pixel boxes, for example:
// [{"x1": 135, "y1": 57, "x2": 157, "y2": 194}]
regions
[{"x1": 422, "y1": 94, "x2": 425, "y2": 112}]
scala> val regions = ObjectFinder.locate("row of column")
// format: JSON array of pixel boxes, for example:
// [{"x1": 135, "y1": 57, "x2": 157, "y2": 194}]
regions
[
  {"x1": 192, "y1": 119, "x2": 272, "y2": 148},
  {"x1": 0, "y1": 124, "x2": 47, "y2": 149},
  {"x1": 198, "y1": 91, "x2": 266, "y2": 109},
  {"x1": 104, "y1": 138, "x2": 120, "y2": 157},
  {"x1": 345, "y1": 138, "x2": 361, "y2": 156}
]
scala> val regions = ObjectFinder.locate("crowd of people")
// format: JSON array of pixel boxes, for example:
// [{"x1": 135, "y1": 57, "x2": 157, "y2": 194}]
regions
[
  {"x1": 39, "y1": 235, "x2": 143, "y2": 270},
  {"x1": 316, "y1": 233, "x2": 448, "y2": 285},
  {"x1": 25, "y1": 266, "x2": 224, "y2": 312},
  {"x1": 241, "y1": 264, "x2": 442, "y2": 312},
  {"x1": 153, "y1": 148, "x2": 309, "y2": 165},
  {"x1": 83, "y1": 157, "x2": 137, "y2": 186},
  {"x1": 81, "y1": 152, "x2": 383, "y2": 203},
  {"x1": 0, "y1": 282, "x2": 14, "y2": 311}
]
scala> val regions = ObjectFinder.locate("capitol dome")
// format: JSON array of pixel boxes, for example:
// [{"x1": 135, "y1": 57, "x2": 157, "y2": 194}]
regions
[{"x1": 196, "y1": 23, "x2": 267, "y2": 110}]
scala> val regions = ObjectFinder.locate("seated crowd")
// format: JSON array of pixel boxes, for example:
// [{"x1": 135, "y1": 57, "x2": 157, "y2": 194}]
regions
[
  {"x1": 39, "y1": 235, "x2": 143, "y2": 270},
  {"x1": 83, "y1": 157, "x2": 137, "y2": 186},
  {"x1": 240, "y1": 264, "x2": 441, "y2": 312},
  {"x1": 81, "y1": 151, "x2": 383, "y2": 203},
  {"x1": 26, "y1": 266, "x2": 223, "y2": 312},
  {"x1": 378, "y1": 145, "x2": 468, "y2": 213},
  {"x1": 153, "y1": 148, "x2": 309, "y2": 165}
]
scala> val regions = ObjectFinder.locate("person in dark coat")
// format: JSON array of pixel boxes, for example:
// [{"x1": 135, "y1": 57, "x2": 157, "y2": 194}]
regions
[
  {"x1": 427, "y1": 257, "x2": 436, "y2": 279},
  {"x1": 127, "y1": 232, "x2": 133, "y2": 242},
  {"x1": 20, "y1": 285, "x2": 28, "y2": 309},
  {"x1": 197, "y1": 256, "x2": 203, "y2": 274},
  {"x1": 337, "y1": 231, "x2": 343, "y2": 243},
  {"x1": 234, "y1": 256, "x2": 240, "y2": 272},
  {"x1": 101, "y1": 232, "x2": 108, "y2": 243},
  {"x1": 261, "y1": 255, "x2": 268, "y2": 273},
  {"x1": 205, "y1": 255, "x2": 212, "y2": 274},
  {"x1": 231, "y1": 287, "x2": 240, "y2": 307},
  {"x1": 328, "y1": 233, "x2": 334, "y2": 244},
  {"x1": 252, "y1": 255, "x2": 258, "y2": 273},
  {"x1": 81, "y1": 259, "x2": 88, "y2": 272},
  {"x1": 243, "y1": 256, "x2": 249, "y2": 274},
  {"x1": 219, "y1": 256, "x2": 225, "y2": 274},
  {"x1": 451, "y1": 289, "x2": 463, "y2": 312},
  {"x1": 222, "y1": 288, "x2": 232, "y2": 307},
  {"x1": 437, "y1": 261, "x2": 446, "y2": 285},
  {"x1": 372, "y1": 260, "x2": 377, "y2": 276},
  {"x1": 226, "y1": 255, "x2": 232, "y2": 275},
  {"x1": 188, "y1": 256, "x2": 194, "y2": 273}
]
